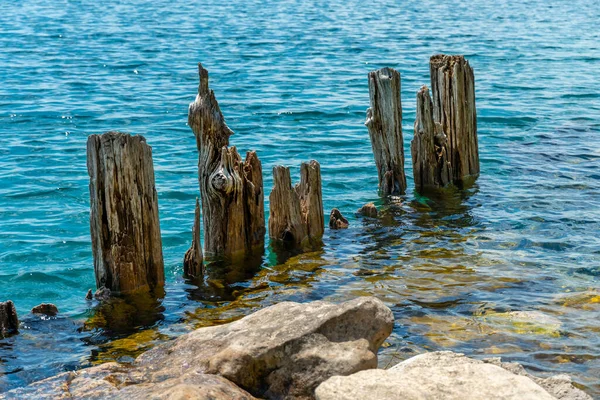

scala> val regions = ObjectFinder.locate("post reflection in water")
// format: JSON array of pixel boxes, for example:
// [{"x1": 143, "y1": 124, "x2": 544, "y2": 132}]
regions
[
  {"x1": 80, "y1": 288, "x2": 166, "y2": 365},
  {"x1": 184, "y1": 251, "x2": 265, "y2": 303}
]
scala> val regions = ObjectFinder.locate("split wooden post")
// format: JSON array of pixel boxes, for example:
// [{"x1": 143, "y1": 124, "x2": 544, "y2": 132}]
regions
[
  {"x1": 183, "y1": 198, "x2": 204, "y2": 277},
  {"x1": 0, "y1": 301, "x2": 18, "y2": 336},
  {"x1": 411, "y1": 86, "x2": 452, "y2": 192},
  {"x1": 188, "y1": 63, "x2": 265, "y2": 260},
  {"x1": 269, "y1": 160, "x2": 324, "y2": 247},
  {"x1": 429, "y1": 54, "x2": 479, "y2": 185},
  {"x1": 87, "y1": 132, "x2": 164, "y2": 294},
  {"x1": 365, "y1": 67, "x2": 406, "y2": 195}
]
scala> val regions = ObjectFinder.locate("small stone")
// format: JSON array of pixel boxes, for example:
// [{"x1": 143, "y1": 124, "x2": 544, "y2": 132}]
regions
[
  {"x1": 329, "y1": 208, "x2": 349, "y2": 229},
  {"x1": 94, "y1": 287, "x2": 111, "y2": 302},
  {"x1": 0, "y1": 300, "x2": 19, "y2": 336},
  {"x1": 85, "y1": 289, "x2": 93, "y2": 301},
  {"x1": 31, "y1": 303, "x2": 59, "y2": 316},
  {"x1": 357, "y1": 203, "x2": 378, "y2": 218}
]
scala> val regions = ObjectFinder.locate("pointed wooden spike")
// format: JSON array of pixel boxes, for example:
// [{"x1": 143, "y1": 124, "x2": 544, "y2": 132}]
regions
[
  {"x1": 184, "y1": 198, "x2": 204, "y2": 278},
  {"x1": 198, "y1": 63, "x2": 209, "y2": 96},
  {"x1": 189, "y1": 64, "x2": 265, "y2": 260}
]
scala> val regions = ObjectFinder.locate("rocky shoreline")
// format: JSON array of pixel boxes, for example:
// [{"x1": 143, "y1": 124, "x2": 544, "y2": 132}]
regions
[{"x1": 2, "y1": 297, "x2": 590, "y2": 400}]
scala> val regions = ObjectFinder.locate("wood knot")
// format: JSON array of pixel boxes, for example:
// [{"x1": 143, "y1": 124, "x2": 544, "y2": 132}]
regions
[{"x1": 211, "y1": 172, "x2": 230, "y2": 193}]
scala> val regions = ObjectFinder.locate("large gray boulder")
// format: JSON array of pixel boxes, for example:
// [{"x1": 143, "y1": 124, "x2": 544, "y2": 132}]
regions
[
  {"x1": 315, "y1": 351, "x2": 591, "y2": 400},
  {"x1": 136, "y1": 296, "x2": 394, "y2": 399},
  {"x1": 3, "y1": 297, "x2": 394, "y2": 400}
]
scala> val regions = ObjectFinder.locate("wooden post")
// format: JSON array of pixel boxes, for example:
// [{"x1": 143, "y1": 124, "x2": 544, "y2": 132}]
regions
[
  {"x1": 87, "y1": 132, "x2": 164, "y2": 294},
  {"x1": 183, "y1": 198, "x2": 204, "y2": 277},
  {"x1": 430, "y1": 55, "x2": 479, "y2": 185},
  {"x1": 0, "y1": 301, "x2": 18, "y2": 336},
  {"x1": 365, "y1": 67, "x2": 406, "y2": 195},
  {"x1": 188, "y1": 63, "x2": 265, "y2": 260},
  {"x1": 411, "y1": 86, "x2": 452, "y2": 192},
  {"x1": 269, "y1": 160, "x2": 324, "y2": 247}
]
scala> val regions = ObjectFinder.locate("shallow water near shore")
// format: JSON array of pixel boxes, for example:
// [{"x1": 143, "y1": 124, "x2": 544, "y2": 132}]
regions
[{"x1": 1, "y1": 0, "x2": 600, "y2": 396}]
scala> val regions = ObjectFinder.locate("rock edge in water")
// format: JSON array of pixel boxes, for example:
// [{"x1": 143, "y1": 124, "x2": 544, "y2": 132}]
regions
[
  {"x1": 4, "y1": 297, "x2": 393, "y2": 400},
  {"x1": 315, "y1": 351, "x2": 591, "y2": 400},
  {"x1": 3, "y1": 301, "x2": 590, "y2": 400}
]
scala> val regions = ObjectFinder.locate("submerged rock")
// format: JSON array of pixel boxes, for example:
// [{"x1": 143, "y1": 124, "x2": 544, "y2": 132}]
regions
[
  {"x1": 0, "y1": 300, "x2": 19, "y2": 336},
  {"x1": 482, "y1": 310, "x2": 562, "y2": 337},
  {"x1": 31, "y1": 303, "x2": 59, "y2": 316},
  {"x1": 315, "y1": 351, "x2": 591, "y2": 400}
]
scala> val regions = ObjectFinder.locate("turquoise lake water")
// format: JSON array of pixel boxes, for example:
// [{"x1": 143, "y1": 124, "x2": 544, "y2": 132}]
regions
[{"x1": 1, "y1": 0, "x2": 600, "y2": 395}]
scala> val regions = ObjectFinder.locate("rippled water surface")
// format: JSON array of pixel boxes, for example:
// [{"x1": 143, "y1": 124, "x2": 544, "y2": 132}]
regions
[{"x1": 1, "y1": 0, "x2": 600, "y2": 395}]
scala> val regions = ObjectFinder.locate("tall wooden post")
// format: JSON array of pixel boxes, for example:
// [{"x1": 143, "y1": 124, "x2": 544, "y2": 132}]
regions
[
  {"x1": 188, "y1": 63, "x2": 265, "y2": 260},
  {"x1": 411, "y1": 86, "x2": 452, "y2": 192},
  {"x1": 430, "y1": 54, "x2": 479, "y2": 184},
  {"x1": 87, "y1": 132, "x2": 164, "y2": 294},
  {"x1": 365, "y1": 67, "x2": 406, "y2": 195},
  {"x1": 269, "y1": 160, "x2": 324, "y2": 247}
]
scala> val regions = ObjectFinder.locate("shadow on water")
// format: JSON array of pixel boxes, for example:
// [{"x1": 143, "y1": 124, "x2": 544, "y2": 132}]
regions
[
  {"x1": 81, "y1": 288, "x2": 166, "y2": 337},
  {"x1": 409, "y1": 183, "x2": 480, "y2": 229},
  {"x1": 268, "y1": 238, "x2": 325, "y2": 266},
  {"x1": 78, "y1": 288, "x2": 167, "y2": 364},
  {"x1": 185, "y1": 251, "x2": 265, "y2": 303},
  {"x1": 0, "y1": 313, "x2": 91, "y2": 390},
  {"x1": 181, "y1": 246, "x2": 330, "y2": 329},
  {"x1": 354, "y1": 185, "x2": 479, "y2": 260}
]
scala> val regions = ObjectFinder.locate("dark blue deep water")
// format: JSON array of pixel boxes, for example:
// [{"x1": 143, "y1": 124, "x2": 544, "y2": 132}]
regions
[{"x1": 1, "y1": 0, "x2": 599, "y2": 395}]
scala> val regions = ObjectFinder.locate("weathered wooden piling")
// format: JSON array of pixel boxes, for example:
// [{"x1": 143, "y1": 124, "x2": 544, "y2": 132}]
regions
[
  {"x1": 269, "y1": 160, "x2": 324, "y2": 247},
  {"x1": 0, "y1": 301, "x2": 18, "y2": 336},
  {"x1": 183, "y1": 198, "x2": 204, "y2": 277},
  {"x1": 87, "y1": 132, "x2": 164, "y2": 294},
  {"x1": 188, "y1": 63, "x2": 265, "y2": 260},
  {"x1": 429, "y1": 54, "x2": 479, "y2": 185},
  {"x1": 411, "y1": 86, "x2": 452, "y2": 192},
  {"x1": 365, "y1": 67, "x2": 406, "y2": 195}
]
